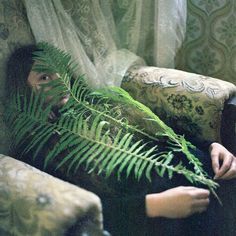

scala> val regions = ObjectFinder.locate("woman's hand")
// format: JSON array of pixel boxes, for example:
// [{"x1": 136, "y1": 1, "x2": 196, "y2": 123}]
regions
[
  {"x1": 145, "y1": 186, "x2": 210, "y2": 218},
  {"x1": 209, "y1": 142, "x2": 236, "y2": 180}
]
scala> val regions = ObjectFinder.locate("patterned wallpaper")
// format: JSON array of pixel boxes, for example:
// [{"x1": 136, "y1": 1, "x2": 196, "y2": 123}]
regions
[{"x1": 177, "y1": 0, "x2": 236, "y2": 84}]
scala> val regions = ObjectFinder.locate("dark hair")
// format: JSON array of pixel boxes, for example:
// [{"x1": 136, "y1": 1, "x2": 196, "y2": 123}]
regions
[{"x1": 6, "y1": 44, "x2": 37, "y2": 98}]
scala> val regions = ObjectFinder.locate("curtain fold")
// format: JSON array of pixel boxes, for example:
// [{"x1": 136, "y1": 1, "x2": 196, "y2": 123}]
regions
[
  {"x1": 24, "y1": 0, "x2": 186, "y2": 88},
  {"x1": 154, "y1": 0, "x2": 187, "y2": 68}
]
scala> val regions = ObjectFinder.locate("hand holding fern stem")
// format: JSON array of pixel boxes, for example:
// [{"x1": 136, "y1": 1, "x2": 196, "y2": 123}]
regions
[
  {"x1": 7, "y1": 42, "x2": 219, "y2": 199},
  {"x1": 146, "y1": 186, "x2": 210, "y2": 218}
]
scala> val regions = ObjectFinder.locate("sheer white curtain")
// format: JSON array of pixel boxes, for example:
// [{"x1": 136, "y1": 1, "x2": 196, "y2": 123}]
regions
[{"x1": 24, "y1": 0, "x2": 186, "y2": 88}]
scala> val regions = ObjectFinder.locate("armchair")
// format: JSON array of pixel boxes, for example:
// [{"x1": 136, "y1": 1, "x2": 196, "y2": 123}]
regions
[
  {"x1": 0, "y1": 155, "x2": 105, "y2": 236},
  {"x1": 121, "y1": 66, "x2": 236, "y2": 153},
  {"x1": 0, "y1": 1, "x2": 236, "y2": 235},
  {"x1": 1, "y1": 64, "x2": 235, "y2": 235}
]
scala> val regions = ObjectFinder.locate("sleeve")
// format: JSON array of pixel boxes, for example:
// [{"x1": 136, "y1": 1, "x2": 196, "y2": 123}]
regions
[
  {"x1": 102, "y1": 192, "x2": 148, "y2": 236},
  {"x1": 199, "y1": 141, "x2": 212, "y2": 152}
]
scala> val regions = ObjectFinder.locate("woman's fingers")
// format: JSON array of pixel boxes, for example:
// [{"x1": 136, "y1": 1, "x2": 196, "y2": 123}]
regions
[
  {"x1": 195, "y1": 206, "x2": 208, "y2": 214},
  {"x1": 192, "y1": 197, "x2": 210, "y2": 214},
  {"x1": 192, "y1": 188, "x2": 210, "y2": 199},
  {"x1": 216, "y1": 154, "x2": 233, "y2": 178},
  {"x1": 209, "y1": 143, "x2": 236, "y2": 180},
  {"x1": 211, "y1": 152, "x2": 220, "y2": 174},
  {"x1": 219, "y1": 159, "x2": 236, "y2": 180}
]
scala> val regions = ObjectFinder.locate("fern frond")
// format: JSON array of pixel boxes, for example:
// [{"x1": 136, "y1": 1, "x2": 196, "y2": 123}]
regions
[
  {"x1": 33, "y1": 43, "x2": 160, "y2": 144},
  {"x1": 7, "y1": 92, "x2": 218, "y2": 190},
  {"x1": 33, "y1": 43, "x2": 216, "y2": 189},
  {"x1": 94, "y1": 86, "x2": 208, "y2": 178},
  {"x1": 6, "y1": 42, "x2": 219, "y2": 195}
]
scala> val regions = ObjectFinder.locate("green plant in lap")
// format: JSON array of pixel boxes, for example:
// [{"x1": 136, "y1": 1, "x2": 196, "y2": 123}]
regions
[{"x1": 6, "y1": 42, "x2": 219, "y2": 199}]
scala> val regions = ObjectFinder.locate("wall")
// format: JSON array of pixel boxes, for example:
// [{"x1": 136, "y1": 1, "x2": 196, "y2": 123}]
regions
[{"x1": 177, "y1": 0, "x2": 236, "y2": 84}]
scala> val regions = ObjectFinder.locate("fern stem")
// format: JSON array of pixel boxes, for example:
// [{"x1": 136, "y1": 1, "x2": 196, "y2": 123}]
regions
[
  {"x1": 123, "y1": 95, "x2": 207, "y2": 178},
  {"x1": 60, "y1": 76, "x2": 160, "y2": 143},
  {"x1": 28, "y1": 42, "x2": 218, "y2": 193}
]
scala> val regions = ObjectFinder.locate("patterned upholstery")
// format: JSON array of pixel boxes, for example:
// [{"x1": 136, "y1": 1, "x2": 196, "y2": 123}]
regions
[
  {"x1": 122, "y1": 66, "x2": 236, "y2": 146},
  {"x1": 0, "y1": 155, "x2": 103, "y2": 235}
]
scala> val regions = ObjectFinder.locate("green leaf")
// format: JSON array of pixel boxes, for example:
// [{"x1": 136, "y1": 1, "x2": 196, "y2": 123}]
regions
[{"x1": 5, "y1": 42, "x2": 219, "y2": 197}]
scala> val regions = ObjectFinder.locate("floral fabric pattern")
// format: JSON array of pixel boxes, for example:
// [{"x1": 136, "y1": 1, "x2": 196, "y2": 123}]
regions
[
  {"x1": 122, "y1": 66, "x2": 236, "y2": 145},
  {"x1": 167, "y1": 94, "x2": 193, "y2": 112},
  {"x1": 0, "y1": 155, "x2": 103, "y2": 236}
]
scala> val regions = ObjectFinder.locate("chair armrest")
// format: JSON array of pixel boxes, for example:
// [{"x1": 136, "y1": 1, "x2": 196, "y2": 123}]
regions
[
  {"x1": 221, "y1": 97, "x2": 236, "y2": 155},
  {"x1": 121, "y1": 66, "x2": 236, "y2": 147},
  {"x1": 0, "y1": 155, "x2": 103, "y2": 235}
]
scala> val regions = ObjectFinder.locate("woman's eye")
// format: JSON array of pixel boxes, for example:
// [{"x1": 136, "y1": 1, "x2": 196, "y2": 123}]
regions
[{"x1": 40, "y1": 74, "x2": 50, "y2": 81}]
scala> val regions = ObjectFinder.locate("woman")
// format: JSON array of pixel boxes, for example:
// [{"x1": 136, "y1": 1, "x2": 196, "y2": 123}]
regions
[{"x1": 6, "y1": 45, "x2": 236, "y2": 236}]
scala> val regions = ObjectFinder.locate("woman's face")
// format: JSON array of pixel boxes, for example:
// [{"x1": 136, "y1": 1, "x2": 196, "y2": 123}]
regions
[{"x1": 27, "y1": 70, "x2": 69, "y2": 107}]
